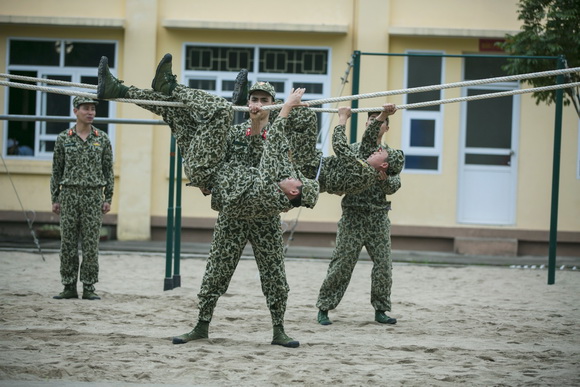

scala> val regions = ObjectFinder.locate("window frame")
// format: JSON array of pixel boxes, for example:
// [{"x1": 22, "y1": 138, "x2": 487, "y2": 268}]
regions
[
  {"x1": 181, "y1": 42, "x2": 332, "y2": 151},
  {"x1": 401, "y1": 50, "x2": 445, "y2": 174},
  {"x1": 3, "y1": 37, "x2": 118, "y2": 160}
]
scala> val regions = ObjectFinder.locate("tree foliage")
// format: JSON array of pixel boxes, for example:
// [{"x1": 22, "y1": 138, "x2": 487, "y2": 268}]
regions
[{"x1": 500, "y1": 0, "x2": 580, "y2": 115}]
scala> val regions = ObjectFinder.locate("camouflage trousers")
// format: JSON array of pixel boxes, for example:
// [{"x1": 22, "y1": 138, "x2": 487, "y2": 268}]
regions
[
  {"x1": 59, "y1": 187, "x2": 103, "y2": 286},
  {"x1": 197, "y1": 213, "x2": 289, "y2": 326},
  {"x1": 316, "y1": 209, "x2": 393, "y2": 312},
  {"x1": 127, "y1": 85, "x2": 233, "y2": 189}
]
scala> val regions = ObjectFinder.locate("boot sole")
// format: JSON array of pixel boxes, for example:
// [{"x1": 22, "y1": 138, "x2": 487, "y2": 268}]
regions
[
  {"x1": 97, "y1": 56, "x2": 109, "y2": 99},
  {"x1": 231, "y1": 68, "x2": 249, "y2": 105},
  {"x1": 271, "y1": 340, "x2": 300, "y2": 348},
  {"x1": 152, "y1": 53, "x2": 173, "y2": 90}
]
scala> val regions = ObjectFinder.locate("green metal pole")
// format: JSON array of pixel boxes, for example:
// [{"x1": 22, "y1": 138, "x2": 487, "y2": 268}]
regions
[
  {"x1": 547, "y1": 56, "x2": 565, "y2": 285},
  {"x1": 350, "y1": 51, "x2": 361, "y2": 143},
  {"x1": 164, "y1": 136, "x2": 176, "y2": 291},
  {"x1": 173, "y1": 147, "x2": 183, "y2": 288}
]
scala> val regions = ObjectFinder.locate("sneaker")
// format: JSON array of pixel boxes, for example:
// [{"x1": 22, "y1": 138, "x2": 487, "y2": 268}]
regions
[
  {"x1": 53, "y1": 285, "x2": 78, "y2": 299},
  {"x1": 172, "y1": 321, "x2": 209, "y2": 344},
  {"x1": 317, "y1": 310, "x2": 332, "y2": 325},
  {"x1": 271, "y1": 325, "x2": 299, "y2": 348},
  {"x1": 151, "y1": 53, "x2": 177, "y2": 96},
  {"x1": 375, "y1": 311, "x2": 397, "y2": 324},
  {"x1": 231, "y1": 69, "x2": 248, "y2": 105},
  {"x1": 97, "y1": 56, "x2": 129, "y2": 99}
]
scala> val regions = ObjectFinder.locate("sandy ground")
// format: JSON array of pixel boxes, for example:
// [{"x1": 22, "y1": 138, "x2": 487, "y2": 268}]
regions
[{"x1": 0, "y1": 250, "x2": 578, "y2": 386}]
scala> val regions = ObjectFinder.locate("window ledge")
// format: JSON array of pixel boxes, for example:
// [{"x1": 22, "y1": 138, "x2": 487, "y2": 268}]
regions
[
  {"x1": 388, "y1": 26, "x2": 518, "y2": 39},
  {"x1": 0, "y1": 15, "x2": 125, "y2": 28},
  {"x1": 0, "y1": 159, "x2": 53, "y2": 175},
  {"x1": 163, "y1": 19, "x2": 348, "y2": 34}
]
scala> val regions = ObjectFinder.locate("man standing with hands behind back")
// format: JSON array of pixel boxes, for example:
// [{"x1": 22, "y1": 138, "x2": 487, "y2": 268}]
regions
[{"x1": 51, "y1": 96, "x2": 114, "y2": 301}]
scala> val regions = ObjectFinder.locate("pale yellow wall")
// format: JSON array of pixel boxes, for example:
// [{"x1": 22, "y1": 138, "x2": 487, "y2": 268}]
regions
[
  {"x1": 1, "y1": 0, "x2": 579, "y2": 239},
  {"x1": 517, "y1": 92, "x2": 580, "y2": 231},
  {"x1": 0, "y1": 0, "x2": 125, "y2": 19},
  {"x1": 157, "y1": 0, "x2": 353, "y2": 26},
  {"x1": 390, "y1": 0, "x2": 520, "y2": 31}
]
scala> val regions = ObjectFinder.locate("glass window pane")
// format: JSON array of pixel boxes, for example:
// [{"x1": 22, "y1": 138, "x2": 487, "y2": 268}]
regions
[
  {"x1": 292, "y1": 82, "x2": 323, "y2": 94},
  {"x1": 465, "y1": 154, "x2": 511, "y2": 166},
  {"x1": 7, "y1": 71, "x2": 37, "y2": 155},
  {"x1": 185, "y1": 46, "x2": 254, "y2": 71},
  {"x1": 188, "y1": 79, "x2": 217, "y2": 91},
  {"x1": 464, "y1": 56, "x2": 508, "y2": 80},
  {"x1": 9, "y1": 40, "x2": 59, "y2": 66},
  {"x1": 407, "y1": 55, "x2": 441, "y2": 111},
  {"x1": 260, "y1": 80, "x2": 285, "y2": 95},
  {"x1": 404, "y1": 155, "x2": 438, "y2": 170},
  {"x1": 40, "y1": 140, "x2": 56, "y2": 153},
  {"x1": 45, "y1": 75, "x2": 72, "y2": 135},
  {"x1": 81, "y1": 75, "x2": 109, "y2": 134},
  {"x1": 410, "y1": 119, "x2": 435, "y2": 147},
  {"x1": 259, "y1": 48, "x2": 328, "y2": 74},
  {"x1": 65, "y1": 42, "x2": 116, "y2": 68},
  {"x1": 466, "y1": 89, "x2": 512, "y2": 149},
  {"x1": 222, "y1": 79, "x2": 235, "y2": 92}
]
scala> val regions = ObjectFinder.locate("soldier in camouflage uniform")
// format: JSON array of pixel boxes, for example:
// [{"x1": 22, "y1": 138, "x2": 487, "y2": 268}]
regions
[
  {"x1": 286, "y1": 103, "x2": 403, "y2": 196},
  {"x1": 97, "y1": 55, "x2": 318, "y2": 348},
  {"x1": 316, "y1": 106, "x2": 404, "y2": 326},
  {"x1": 51, "y1": 96, "x2": 114, "y2": 301}
]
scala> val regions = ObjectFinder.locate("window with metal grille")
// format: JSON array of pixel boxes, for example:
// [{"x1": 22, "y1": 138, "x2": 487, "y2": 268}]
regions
[
  {"x1": 4, "y1": 38, "x2": 117, "y2": 159},
  {"x1": 182, "y1": 44, "x2": 331, "y2": 148}
]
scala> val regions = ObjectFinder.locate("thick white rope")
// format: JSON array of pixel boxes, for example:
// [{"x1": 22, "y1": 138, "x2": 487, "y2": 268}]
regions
[
  {"x1": 309, "y1": 82, "x2": 580, "y2": 112},
  {"x1": 302, "y1": 66, "x2": 580, "y2": 106},
  {"x1": 0, "y1": 73, "x2": 98, "y2": 89},
  {"x1": 1, "y1": 66, "x2": 579, "y2": 112}
]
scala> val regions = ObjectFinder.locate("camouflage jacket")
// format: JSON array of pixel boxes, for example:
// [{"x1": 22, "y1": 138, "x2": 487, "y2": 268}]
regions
[
  {"x1": 211, "y1": 116, "x2": 300, "y2": 218},
  {"x1": 319, "y1": 118, "x2": 384, "y2": 195},
  {"x1": 282, "y1": 106, "x2": 322, "y2": 177},
  {"x1": 341, "y1": 131, "x2": 402, "y2": 212},
  {"x1": 50, "y1": 125, "x2": 114, "y2": 203},
  {"x1": 222, "y1": 119, "x2": 268, "y2": 168}
]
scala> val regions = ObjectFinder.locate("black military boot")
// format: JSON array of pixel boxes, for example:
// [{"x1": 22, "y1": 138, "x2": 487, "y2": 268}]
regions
[
  {"x1": 151, "y1": 53, "x2": 177, "y2": 96},
  {"x1": 375, "y1": 310, "x2": 397, "y2": 324},
  {"x1": 172, "y1": 320, "x2": 209, "y2": 344},
  {"x1": 271, "y1": 325, "x2": 299, "y2": 348},
  {"x1": 53, "y1": 284, "x2": 78, "y2": 299},
  {"x1": 97, "y1": 56, "x2": 129, "y2": 99},
  {"x1": 82, "y1": 284, "x2": 101, "y2": 300},
  {"x1": 231, "y1": 68, "x2": 248, "y2": 105},
  {"x1": 317, "y1": 309, "x2": 332, "y2": 325}
]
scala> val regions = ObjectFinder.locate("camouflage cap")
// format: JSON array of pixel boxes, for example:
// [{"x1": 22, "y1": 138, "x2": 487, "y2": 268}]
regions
[
  {"x1": 73, "y1": 96, "x2": 99, "y2": 109},
  {"x1": 249, "y1": 81, "x2": 276, "y2": 99},
  {"x1": 386, "y1": 148, "x2": 405, "y2": 176},
  {"x1": 299, "y1": 178, "x2": 319, "y2": 209}
]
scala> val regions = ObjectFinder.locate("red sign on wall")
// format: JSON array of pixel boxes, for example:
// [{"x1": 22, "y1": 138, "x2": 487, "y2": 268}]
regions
[{"x1": 479, "y1": 39, "x2": 505, "y2": 52}]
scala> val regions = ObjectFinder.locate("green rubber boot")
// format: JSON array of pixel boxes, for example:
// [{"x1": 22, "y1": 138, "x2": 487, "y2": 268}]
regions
[
  {"x1": 172, "y1": 321, "x2": 209, "y2": 344},
  {"x1": 97, "y1": 56, "x2": 128, "y2": 99},
  {"x1": 317, "y1": 310, "x2": 332, "y2": 325},
  {"x1": 375, "y1": 311, "x2": 397, "y2": 324},
  {"x1": 151, "y1": 53, "x2": 177, "y2": 96},
  {"x1": 231, "y1": 68, "x2": 248, "y2": 105},
  {"x1": 82, "y1": 284, "x2": 101, "y2": 300},
  {"x1": 271, "y1": 325, "x2": 299, "y2": 348},
  {"x1": 53, "y1": 284, "x2": 78, "y2": 299}
]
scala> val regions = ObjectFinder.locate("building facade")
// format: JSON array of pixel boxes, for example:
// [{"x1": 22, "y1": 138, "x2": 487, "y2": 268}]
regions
[{"x1": 1, "y1": 0, "x2": 579, "y2": 257}]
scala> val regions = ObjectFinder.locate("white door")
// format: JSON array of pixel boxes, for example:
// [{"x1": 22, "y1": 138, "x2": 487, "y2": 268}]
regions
[{"x1": 457, "y1": 86, "x2": 520, "y2": 225}]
